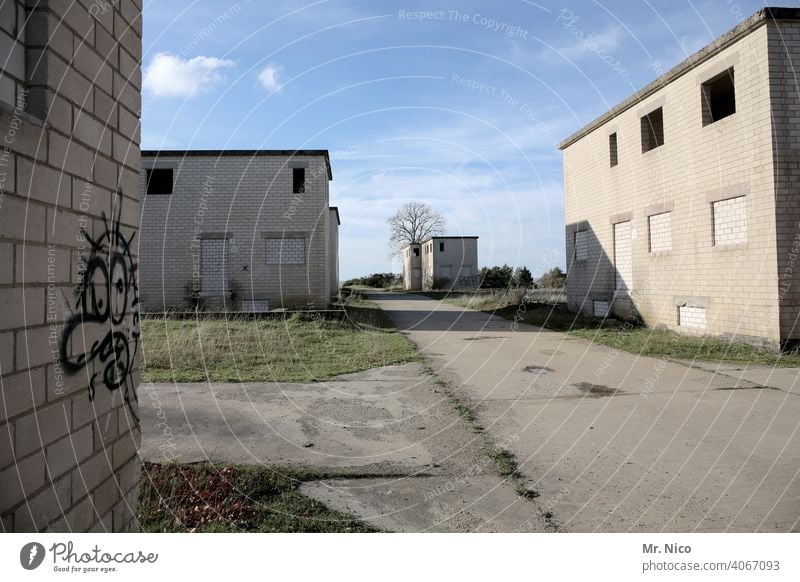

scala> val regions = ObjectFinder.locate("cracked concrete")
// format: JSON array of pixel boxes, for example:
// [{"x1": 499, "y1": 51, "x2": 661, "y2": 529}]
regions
[
  {"x1": 139, "y1": 362, "x2": 550, "y2": 532},
  {"x1": 365, "y1": 292, "x2": 800, "y2": 532},
  {"x1": 138, "y1": 293, "x2": 800, "y2": 532}
]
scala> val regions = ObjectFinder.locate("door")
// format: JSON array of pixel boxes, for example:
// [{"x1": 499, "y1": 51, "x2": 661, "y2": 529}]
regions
[
  {"x1": 201, "y1": 239, "x2": 229, "y2": 293},
  {"x1": 614, "y1": 221, "x2": 632, "y2": 292}
]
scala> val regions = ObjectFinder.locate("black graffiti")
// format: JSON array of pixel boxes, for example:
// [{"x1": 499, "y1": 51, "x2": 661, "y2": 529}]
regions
[{"x1": 59, "y1": 191, "x2": 140, "y2": 426}]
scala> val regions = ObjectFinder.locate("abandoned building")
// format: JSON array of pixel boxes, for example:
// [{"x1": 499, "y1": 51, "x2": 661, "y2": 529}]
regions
[
  {"x1": 0, "y1": 1, "x2": 143, "y2": 531},
  {"x1": 560, "y1": 7, "x2": 800, "y2": 349},
  {"x1": 402, "y1": 236, "x2": 479, "y2": 290},
  {"x1": 139, "y1": 150, "x2": 339, "y2": 311}
]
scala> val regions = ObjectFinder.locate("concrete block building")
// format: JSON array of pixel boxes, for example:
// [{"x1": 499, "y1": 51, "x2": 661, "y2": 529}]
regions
[
  {"x1": 139, "y1": 150, "x2": 339, "y2": 311},
  {"x1": 560, "y1": 7, "x2": 800, "y2": 349},
  {"x1": 0, "y1": 1, "x2": 142, "y2": 532},
  {"x1": 402, "y1": 236, "x2": 479, "y2": 290}
]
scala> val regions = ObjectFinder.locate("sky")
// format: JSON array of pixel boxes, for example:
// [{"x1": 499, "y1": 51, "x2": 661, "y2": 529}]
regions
[{"x1": 141, "y1": 0, "x2": 774, "y2": 280}]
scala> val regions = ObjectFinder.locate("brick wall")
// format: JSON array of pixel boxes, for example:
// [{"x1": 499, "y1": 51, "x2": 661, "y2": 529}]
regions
[
  {"x1": 712, "y1": 196, "x2": 747, "y2": 246},
  {"x1": 0, "y1": 0, "x2": 142, "y2": 532},
  {"x1": 328, "y1": 208, "x2": 339, "y2": 294},
  {"x1": 768, "y1": 21, "x2": 800, "y2": 344},
  {"x1": 138, "y1": 153, "x2": 333, "y2": 310},
  {"x1": 648, "y1": 212, "x2": 672, "y2": 253},
  {"x1": 424, "y1": 237, "x2": 479, "y2": 289},
  {"x1": 563, "y1": 21, "x2": 782, "y2": 346}
]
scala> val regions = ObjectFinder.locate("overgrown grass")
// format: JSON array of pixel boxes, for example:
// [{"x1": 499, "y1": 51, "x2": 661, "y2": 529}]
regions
[
  {"x1": 141, "y1": 295, "x2": 420, "y2": 383},
  {"x1": 138, "y1": 462, "x2": 390, "y2": 532},
  {"x1": 432, "y1": 292, "x2": 800, "y2": 367}
]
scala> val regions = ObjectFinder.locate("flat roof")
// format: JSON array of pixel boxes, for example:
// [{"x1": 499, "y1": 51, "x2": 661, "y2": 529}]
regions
[
  {"x1": 425, "y1": 236, "x2": 479, "y2": 240},
  {"x1": 558, "y1": 7, "x2": 800, "y2": 150},
  {"x1": 142, "y1": 149, "x2": 333, "y2": 180}
]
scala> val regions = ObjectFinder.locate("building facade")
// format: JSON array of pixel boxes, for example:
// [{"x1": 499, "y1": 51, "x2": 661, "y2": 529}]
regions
[
  {"x1": 1, "y1": 1, "x2": 142, "y2": 532},
  {"x1": 139, "y1": 150, "x2": 338, "y2": 311},
  {"x1": 402, "y1": 236, "x2": 479, "y2": 290},
  {"x1": 561, "y1": 7, "x2": 800, "y2": 349}
]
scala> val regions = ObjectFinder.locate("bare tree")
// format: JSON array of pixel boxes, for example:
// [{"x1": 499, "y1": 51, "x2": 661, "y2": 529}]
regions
[{"x1": 387, "y1": 202, "x2": 446, "y2": 256}]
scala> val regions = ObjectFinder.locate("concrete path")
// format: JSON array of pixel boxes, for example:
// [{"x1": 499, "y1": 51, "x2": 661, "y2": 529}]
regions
[
  {"x1": 345, "y1": 292, "x2": 800, "y2": 532},
  {"x1": 139, "y1": 363, "x2": 549, "y2": 532}
]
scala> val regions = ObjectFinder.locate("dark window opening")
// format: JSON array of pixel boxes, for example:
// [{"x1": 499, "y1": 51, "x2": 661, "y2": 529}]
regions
[
  {"x1": 146, "y1": 168, "x2": 173, "y2": 195},
  {"x1": 641, "y1": 107, "x2": 664, "y2": 153},
  {"x1": 413, "y1": 247, "x2": 419, "y2": 257},
  {"x1": 702, "y1": 68, "x2": 735, "y2": 125},
  {"x1": 439, "y1": 242, "x2": 445, "y2": 252},
  {"x1": 292, "y1": 167, "x2": 305, "y2": 194},
  {"x1": 609, "y1": 132, "x2": 618, "y2": 167}
]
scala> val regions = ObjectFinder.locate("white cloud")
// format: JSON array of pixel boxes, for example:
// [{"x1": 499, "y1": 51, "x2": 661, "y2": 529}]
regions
[
  {"x1": 257, "y1": 64, "x2": 283, "y2": 93},
  {"x1": 143, "y1": 52, "x2": 236, "y2": 98}
]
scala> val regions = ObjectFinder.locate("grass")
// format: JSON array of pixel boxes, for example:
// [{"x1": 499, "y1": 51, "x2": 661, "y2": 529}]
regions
[
  {"x1": 140, "y1": 294, "x2": 420, "y2": 383},
  {"x1": 137, "y1": 462, "x2": 394, "y2": 532},
  {"x1": 486, "y1": 446, "x2": 520, "y2": 478},
  {"x1": 431, "y1": 290, "x2": 800, "y2": 368}
]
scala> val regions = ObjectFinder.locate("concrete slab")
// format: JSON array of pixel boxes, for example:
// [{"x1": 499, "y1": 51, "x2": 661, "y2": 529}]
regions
[
  {"x1": 139, "y1": 362, "x2": 551, "y2": 531},
  {"x1": 300, "y1": 475, "x2": 544, "y2": 532},
  {"x1": 679, "y1": 360, "x2": 800, "y2": 396},
  {"x1": 368, "y1": 292, "x2": 800, "y2": 532}
]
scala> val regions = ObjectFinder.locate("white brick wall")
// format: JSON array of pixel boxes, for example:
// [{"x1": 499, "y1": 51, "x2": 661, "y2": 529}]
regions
[
  {"x1": 679, "y1": 305, "x2": 707, "y2": 329},
  {"x1": 574, "y1": 230, "x2": 589, "y2": 260},
  {"x1": 713, "y1": 196, "x2": 747, "y2": 246},
  {"x1": 266, "y1": 238, "x2": 304, "y2": 265},
  {"x1": 139, "y1": 153, "x2": 333, "y2": 309},
  {"x1": 593, "y1": 300, "x2": 609, "y2": 317},
  {"x1": 563, "y1": 19, "x2": 785, "y2": 345},
  {"x1": 648, "y1": 212, "x2": 672, "y2": 252}
]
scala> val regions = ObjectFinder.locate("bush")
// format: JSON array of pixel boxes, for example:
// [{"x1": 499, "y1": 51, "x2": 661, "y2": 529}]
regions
[{"x1": 342, "y1": 273, "x2": 401, "y2": 289}]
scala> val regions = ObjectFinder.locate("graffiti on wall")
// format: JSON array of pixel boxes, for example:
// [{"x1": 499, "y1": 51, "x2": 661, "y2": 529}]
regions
[{"x1": 59, "y1": 191, "x2": 140, "y2": 426}]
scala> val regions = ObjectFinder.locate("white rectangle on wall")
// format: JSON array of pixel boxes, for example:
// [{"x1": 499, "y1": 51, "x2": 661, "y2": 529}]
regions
[
  {"x1": 713, "y1": 196, "x2": 747, "y2": 246},
  {"x1": 201, "y1": 239, "x2": 229, "y2": 293},
  {"x1": 575, "y1": 230, "x2": 589, "y2": 260},
  {"x1": 614, "y1": 221, "x2": 632, "y2": 291},
  {"x1": 242, "y1": 300, "x2": 270, "y2": 312},
  {"x1": 593, "y1": 300, "x2": 609, "y2": 317},
  {"x1": 679, "y1": 305, "x2": 707, "y2": 329},
  {"x1": 648, "y1": 212, "x2": 672, "y2": 252},
  {"x1": 266, "y1": 238, "x2": 305, "y2": 265}
]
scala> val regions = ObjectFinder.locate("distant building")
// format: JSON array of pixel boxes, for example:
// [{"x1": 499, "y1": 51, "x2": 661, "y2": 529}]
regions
[
  {"x1": 139, "y1": 150, "x2": 339, "y2": 311},
  {"x1": 560, "y1": 7, "x2": 800, "y2": 349},
  {"x1": 402, "y1": 236, "x2": 479, "y2": 290}
]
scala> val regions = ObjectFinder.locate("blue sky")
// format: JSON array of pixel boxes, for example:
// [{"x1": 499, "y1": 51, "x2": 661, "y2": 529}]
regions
[{"x1": 141, "y1": 0, "x2": 771, "y2": 279}]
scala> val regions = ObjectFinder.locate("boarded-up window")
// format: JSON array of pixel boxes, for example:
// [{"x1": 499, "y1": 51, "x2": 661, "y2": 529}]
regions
[
  {"x1": 593, "y1": 300, "x2": 609, "y2": 317},
  {"x1": 648, "y1": 212, "x2": 671, "y2": 252},
  {"x1": 266, "y1": 238, "x2": 305, "y2": 264},
  {"x1": 713, "y1": 196, "x2": 747, "y2": 246},
  {"x1": 574, "y1": 230, "x2": 588, "y2": 260},
  {"x1": 679, "y1": 305, "x2": 707, "y2": 329},
  {"x1": 201, "y1": 239, "x2": 229, "y2": 293}
]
